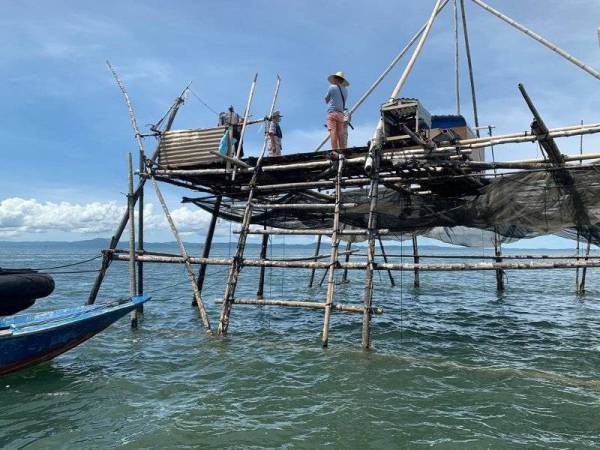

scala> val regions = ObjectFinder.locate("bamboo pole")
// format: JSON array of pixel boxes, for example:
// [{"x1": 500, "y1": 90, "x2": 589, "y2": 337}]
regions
[
  {"x1": 214, "y1": 298, "x2": 383, "y2": 314},
  {"x1": 453, "y1": 0, "x2": 461, "y2": 115},
  {"x1": 256, "y1": 229, "x2": 269, "y2": 299},
  {"x1": 494, "y1": 235, "x2": 504, "y2": 291},
  {"x1": 318, "y1": 263, "x2": 329, "y2": 288},
  {"x1": 110, "y1": 252, "x2": 600, "y2": 272},
  {"x1": 471, "y1": 0, "x2": 600, "y2": 81},
  {"x1": 218, "y1": 76, "x2": 282, "y2": 336},
  {"x1": 87, "y1": 90, "x2": 186, "y2": 305},
  {"x1": 362, "y1": 134, "x2": 383, "y2": 350},
  {"x1": 209, "y1": 150, "x2": 252, "y2": 168},
  {"x1": 127, "y1": 153, "x2": 138, "y2": 328},
  {"x1": 322, "y1": 155, "x2": 345, "y2": 347},
  {"x1": 486, "y1": 125, "x2": 505, "y2": 291},
  {"x1": 373, "y1": 0, "x2": 445, "y2": 139},
  {"x1": 248, "y1": 203, "x2": 357, "y2": 210},
  {"x1": 193, "y1": 196, "x2": 222, "y2": 306},
  {"x1": 308, "y1": 236, "x2": 322, "y2": 287},
  {"x1": 314, "y1": 0, "x2": 450, "y2": 151},
  {"x1": 459, "y1": 0, "x2": 480, "y2": 135},
  {"x1": 242, "y1": 229, "x2": 385, "y2": 236},
  {"x1": 412, "y1": 234, "x2": 420, "y2": 288},
  {"x1": 577, "y1": 239, "x2": 592, "y2": 294},
  {"x1": 378, "y1": 237, "x2": 396, "y2": 287},
  {"x1": 345, "y1": 252, "x2": 600, "y2": 260},
  {"x1": 150, "y1": 177, "x2": 212, "y2": 333},
  {"x1": 341, "y1": 241, "x2": 352, "y2": 283},
  {"x1": 234, "y1": 73, "x2": 258, "y2": 161},
  {"x1": 105, "y1": 61, "x2": 147, "y2": 303}
]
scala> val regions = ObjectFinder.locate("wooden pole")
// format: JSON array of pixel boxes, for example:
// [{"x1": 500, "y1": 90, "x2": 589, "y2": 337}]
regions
[
  {"x1": 86, "y1": 90, "x2": 185, "y2": 305},
  {"x1": 218, "y1": 76, "x2": 282, "y2": 336},
  {"x1": 361, "y1": 131, "x2": 384, "y2": 350},
  {"x1": 321, "y1": 154, "x2": 345, "y2": 347},
  {"x1": 453, "y1": 0, "x2": 461, "y2": 115},
  {"x1": 256, "y1": 228, "x2": 269, "y2": 299},
  {"x1": 192, "y1": 195, "x2": 222, "y2": 306},
  {"x1": 378, "y1": 237, "x2": 396, "y2": 287},
  {"x1": 576, "y1": 121, "x2": 584, "y2": 291},
  {"x1": 486, "y1": 125, "x2": 505, "y2": 291},
  {"x1": 110, "y1": 252, "x2": 600, "y2": 272},
  {"x1": 411, "y1": 234, "x2": 420, "y2": 288},
  {"x1": 471, "y1": 0, "x2": 600, "y2": 81},
  {"x1": 107, "y1": 60, "x2": 147, "y2": 308},
  {"x1": 577, "y1": 239, "x2": 592, "y2": 294},
  {"x1": 150, "y1": 177, "x2": 212, "y2": 333},
  {"x1": 341, "y1": 241, "x2": 352, "y2": 283},
  {"x1": 137, "y1": 161, "x2": 145, "y2": 309},
  {"x1": 459, "y1": 0, "x2": 480, "y2": 135},
  {"x1": 313, "y1": 0, "x2": 450, "y2": 151},
  {"x1": 318, "y1": 264, "x2": 329, "y2": 288},
  {"x1": 494, "y1": 233, "x2": 505, "y2": 291},
  {"x1": 232, "y1": 72, "x2": 258, "y2": 181},
  {"x1": 372, "y1": 0, "x2": 445, "y2": 139},
  {"x1": 214, "y1": 298, "x2": 384, "y2": 314},
  {"x1": 127, "y1": 153, "x2": 138, "y2": 328}
]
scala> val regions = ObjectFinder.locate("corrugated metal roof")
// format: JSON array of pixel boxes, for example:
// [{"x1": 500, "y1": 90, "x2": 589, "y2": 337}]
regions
[{"x1": 158, "y1": 127, "x2": 227, "y2": 168}]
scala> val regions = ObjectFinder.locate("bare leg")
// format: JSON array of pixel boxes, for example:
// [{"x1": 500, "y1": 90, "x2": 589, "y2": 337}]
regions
[
  {"x1": 329, "y1": 128, "x2": 339, "y2": 150},
  {"x1": 340, "y1": 123, "x2": 348, "y2": 149}
]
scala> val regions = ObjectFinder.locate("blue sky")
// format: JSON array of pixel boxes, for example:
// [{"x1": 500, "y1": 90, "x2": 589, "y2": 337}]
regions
[{"x1": 0, "y1": 0, "x2": 599, "y2": 247}]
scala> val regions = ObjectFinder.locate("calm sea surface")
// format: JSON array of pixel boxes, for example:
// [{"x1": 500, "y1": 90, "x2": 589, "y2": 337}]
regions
[{"x1": 1, "y1": 241, "x2": 600, "y2": 449}]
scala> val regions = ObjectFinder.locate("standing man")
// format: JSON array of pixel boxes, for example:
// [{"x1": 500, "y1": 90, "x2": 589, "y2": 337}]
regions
[
  {"x1": 325, "y1": 71, "x2": 350, "y2": 151},
  {"x1": 267, "y1": 111, "x2": 283, "y2": 157},
  {"x1": 218, "y1": 106, "x2": 244, "y2": 157}
]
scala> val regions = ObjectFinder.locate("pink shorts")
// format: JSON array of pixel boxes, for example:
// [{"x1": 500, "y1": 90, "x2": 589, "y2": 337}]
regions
[{"x1": 327, "y1": 111, "x2": 346, "y2": 134}]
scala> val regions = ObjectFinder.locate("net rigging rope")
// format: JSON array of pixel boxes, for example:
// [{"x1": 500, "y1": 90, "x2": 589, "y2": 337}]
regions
[{"x1": 32, "y1": 254, "x2": 103, "y2": 271}]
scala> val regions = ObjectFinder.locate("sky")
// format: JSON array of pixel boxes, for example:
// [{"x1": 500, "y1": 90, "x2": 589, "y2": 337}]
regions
[{"x1": 0, "y1": 0, "x2": 599, "y2": 248}]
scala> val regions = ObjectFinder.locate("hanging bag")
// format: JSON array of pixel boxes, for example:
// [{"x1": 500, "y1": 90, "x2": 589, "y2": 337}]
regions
[{"x1": 336, "y1": 85, "x2": 354, "y2": 129}]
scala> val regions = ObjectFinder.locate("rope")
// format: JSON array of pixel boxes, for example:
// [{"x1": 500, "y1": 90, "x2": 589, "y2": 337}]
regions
[
  {"x1": 145, "y1": 266, "x2": 230, "y2": 294},
  {"x1": 44, "y1": 269, "x2": 101, "y2": 275},
  {"x1": 189, "y1": 88, "x2": 219, "y2": 116},
  {"x1": 32, "y1": 254, "x2": 102, "y2": 271}
]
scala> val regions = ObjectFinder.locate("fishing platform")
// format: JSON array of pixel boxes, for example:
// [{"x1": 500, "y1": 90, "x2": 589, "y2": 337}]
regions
[{"x1": 88, "y1": 0, "x2": 600, "y2": 349}]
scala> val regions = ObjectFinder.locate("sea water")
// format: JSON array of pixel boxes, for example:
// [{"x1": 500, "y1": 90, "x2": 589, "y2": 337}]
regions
[{"x1": 1, "y1": 241, "x2": 599, "y2": 449}]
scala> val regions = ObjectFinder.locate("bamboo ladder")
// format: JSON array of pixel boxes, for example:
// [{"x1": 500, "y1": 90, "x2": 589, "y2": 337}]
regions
[
  {"x1": 217, "y1": 151, "x2": 350, "y2": 338},
  {"x1": 216, "y1": 147, "x2": 386, "y2": 346}
]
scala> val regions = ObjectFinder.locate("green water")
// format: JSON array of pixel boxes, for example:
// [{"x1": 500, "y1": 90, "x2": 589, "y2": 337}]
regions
[{"x1": 1, "y1": 242, "x2": 599, "y2": 449}]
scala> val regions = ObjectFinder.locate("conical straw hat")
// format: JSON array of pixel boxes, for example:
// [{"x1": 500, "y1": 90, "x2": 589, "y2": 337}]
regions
[{"x1": 327, "y1": 71, "x2": 350, "y2": 87}]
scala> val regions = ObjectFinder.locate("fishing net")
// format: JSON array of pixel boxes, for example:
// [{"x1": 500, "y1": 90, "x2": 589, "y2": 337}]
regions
[{"x1": 186, "y1": 166, "x2": 600, "y2": 247}]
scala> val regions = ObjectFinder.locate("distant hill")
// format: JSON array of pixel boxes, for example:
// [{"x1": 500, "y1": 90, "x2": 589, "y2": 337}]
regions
[{"x1": 0, "y1": 238, "x2": 582, "y2": 252}]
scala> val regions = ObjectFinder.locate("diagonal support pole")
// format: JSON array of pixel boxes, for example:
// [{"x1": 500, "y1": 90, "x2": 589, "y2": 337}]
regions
[
  {"x1": 150, "y1": 176, "x2": 212, "y2": 333},
  {"x1": 460, "y1": 0, "x2": 480, "y2": 135},
  {"x1": 314, "y1": 0, "x2": 450, "y2": 151},
  {"x1": 321, "y1": 154, "x2": 346, "y2": 347},
  {"x1": 372, "y1": 0, "x2": 446, "y2": 139},
  {"x1": 218, "y1": 76, "x2": 282, "y2": 336},
  {"x1": 106, "y1": 60, "x2": 147, "y2": 305},
  {"x1": 471, "y1": 0, "x2": 600, "y2": 81},
  {"x1": 361, "y1": 132, "x2": 383, "y2": 350},
  {"x1": 86, "y1": 90, "x2": 186, "y2": 305}
]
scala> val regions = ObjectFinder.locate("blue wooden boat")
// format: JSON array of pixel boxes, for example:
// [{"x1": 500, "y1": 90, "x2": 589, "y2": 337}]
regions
[{"x1": 0, "y1": 295, "x2": 150, "y2": 376}]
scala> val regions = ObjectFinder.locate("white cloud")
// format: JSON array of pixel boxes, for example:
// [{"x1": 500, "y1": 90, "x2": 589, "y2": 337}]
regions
[{"x1": 0, "y1": 197, "x2": 215, "y2": 239}]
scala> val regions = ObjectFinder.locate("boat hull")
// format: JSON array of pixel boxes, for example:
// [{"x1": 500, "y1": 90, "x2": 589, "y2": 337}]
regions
[{"x1": 0, "y1": 295, "x2": 149, "y2": 376}]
